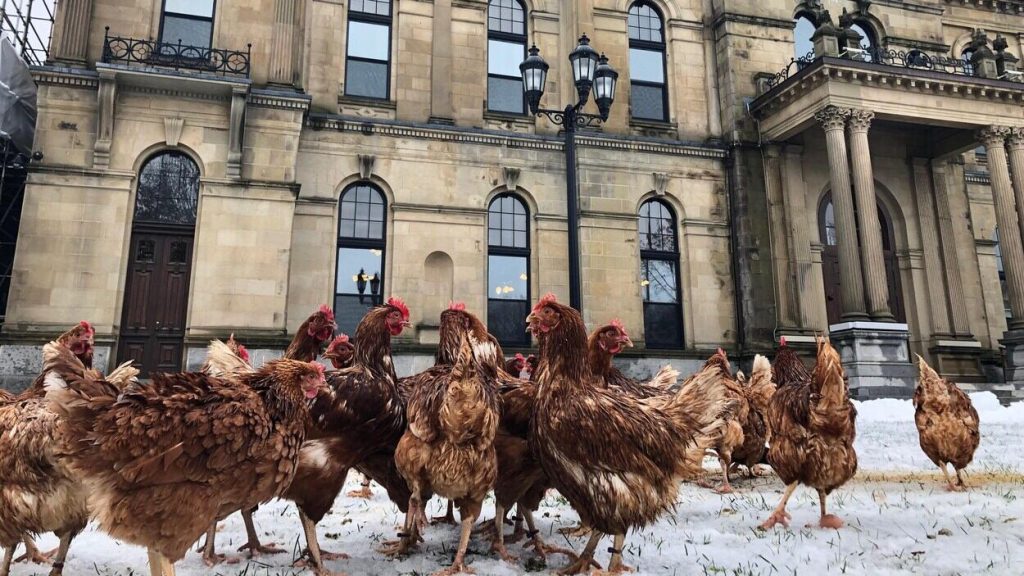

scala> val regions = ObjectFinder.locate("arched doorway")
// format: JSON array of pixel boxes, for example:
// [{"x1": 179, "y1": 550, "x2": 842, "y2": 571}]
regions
[
  {"x1": 117, "y1": 151, "x2": 199, "y2": 376},
  {"x1": 818, "y1": 193, "x2": 905, "y2": 325}
]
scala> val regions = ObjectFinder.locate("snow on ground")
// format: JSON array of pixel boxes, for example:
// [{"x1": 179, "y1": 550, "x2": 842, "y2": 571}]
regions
[{"x1": 11, "y1": 394, "x2": 1024, "y2": 576}]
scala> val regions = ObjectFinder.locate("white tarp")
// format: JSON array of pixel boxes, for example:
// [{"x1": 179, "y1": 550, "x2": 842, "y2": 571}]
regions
[{"x1": 0, "y1": 35, "x2": 36, "y2": 154}]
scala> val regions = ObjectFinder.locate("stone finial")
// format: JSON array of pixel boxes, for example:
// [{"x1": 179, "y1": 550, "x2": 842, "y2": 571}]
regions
[
  {"x1": 652, "y1": 172, "x2": 670, "y2": 196},
  {"x1": 969, "y1": 30, "x2": 999, "y2": 78},
  {"x1": 810, "y1": 9, "x2": 841, "y2": 58},
  {"x1": 814, "y1": 106, "x2": 851, "y2": 132},
  {"x1": 502, "y1": 166, "x2": 521, "y2": 191},
  {"x1": 856, "y1": 0, "x2": 872, "y2": 16},
  {"x1": 164, "y1": 117, "x2": 184, "y2": 147},
  {"x1": 358, "y1": 154, "x2": 375, "y2": 180},
  {"x1": 978, "y1": 126, "x2": 1010, "y2": 148},
  {"x1": 848, "y1": 109, "x2": 874, "y2": 133},
  {"x1": 993, "y1": 35, "x2": 1020, "y2": 77}
]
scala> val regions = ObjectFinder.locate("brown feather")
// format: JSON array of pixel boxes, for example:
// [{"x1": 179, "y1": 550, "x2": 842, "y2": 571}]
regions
[{"x1": 914, "y1": 355, "x2": 980, "y2": 472}]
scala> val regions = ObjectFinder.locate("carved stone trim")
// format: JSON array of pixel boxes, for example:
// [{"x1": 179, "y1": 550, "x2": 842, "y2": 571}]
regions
[
  {"x1": 164, "y1": 118, "x2": 184, "y2": 147},
  {"x1": 848, "y1": 109, "x2": 874, "y2": 133},
  {"x1": 1009, "y1": 127, "x2": 1024, "y2": 150},
  {"x1": 249, "y1": 91, "x2": 311, "y2": 110},
  {"x1": 30, "y1": 67, "x2": 99, "y2": 88},
  {"x1": 814, "y1": 106, "x2": 851, "y2": 132},
  {"x1": 502, "y1": 167, "x2": 521, "y2": 191},
  {"x1": 978, "y1": 125, "x2": 1011, "y2": 147},
  {"x1": 653, "y1": 172, "x2": 670, "y2": 195},
  {"x1": 358, "y1": 154, "x2": 376, "y2": 180},
  {"x1": 93, "y1": 69, "x2": 117, "y2": 170},
  {"x1": 227, "y1": 87, "x2": 247, "y2": 179}
]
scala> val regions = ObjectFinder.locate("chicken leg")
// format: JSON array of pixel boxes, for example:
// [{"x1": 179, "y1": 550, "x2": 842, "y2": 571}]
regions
[
  {"x1": 379, "y1": 494, "x2": 427, "y2": 557},
  {"x1": 760, "y1": 481, "x2": 798, "y2": 529},
  {"x1": 200, "y1": 524, "x2": 227, "y2": 566},
  {"x1": 432, "y1": 500, "x2": 457, "y2": 525},
  {"x1": 557, "y1": 531, "x2": 604, "y2": 575},
  {"x1": 237, "y1": 508, "x2": 285, "y2": 556},
  {"x1": 716, "y1": 454, "x2": 735, "y2": 494},
  {"x1": 293, "y1": 510, "x2": 349, "y2": 574},
  {"x1": 15, "y1": 538, "x2": 56, "y2": 564},
  {"x1": 597, "y1": 534, "x2": 634, "y2": 575},
  {"x1": 46, "y1": 530, "x2": 75, "y2": 576},
  {"x1": 816, "y1": 489, "x2": 844, "y2": 529},
  {"x1": 938, "y1": 462, "x2": 960, "y2": 491},
  {"x1": 955, "y1": 468, "x2": 968, "y2": 490},
  {"x1": 488, "y1": 504, "x2": 516, "y2": 563},
  {"x1": 2, "y1": 546, "x2": 14, "y2": 576},
  {"x1": 520, "y1": 511, "x2": 582, "y2": 564},
  {"x1": 432, "y1": 501, "x2": 480, "y2": 576},
  {"x1": 146, "y1": 549, "x2": 176, "y2": 576}
]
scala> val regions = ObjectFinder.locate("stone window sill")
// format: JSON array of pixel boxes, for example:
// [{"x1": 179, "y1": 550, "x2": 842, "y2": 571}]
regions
[
  {"x1": 629, "y1": 118, "x2": 678, "y2": 138},
  {"x1": 337, "y1": 94, "x2": 397, "y2": 110}
]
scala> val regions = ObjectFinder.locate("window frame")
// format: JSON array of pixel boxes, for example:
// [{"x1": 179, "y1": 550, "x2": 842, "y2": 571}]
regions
[
  {"x1": 486, "y1": 0, "x2": 528, "y2": 115},
  {"x1": 344, "y1": 1, "x2": 393, "y2": 101},
  {"x1": 628, "y1": 1, "x2": 669, "y2": 122},
  {"x1": 133, "y1": 150, "x2": 201, "y2": 229},
  {"x1": 158, "y1": 0, "x2": 217, "y2": 49},
  {"x1": 638, "y1": 199, "x2": 683, "y2": 349},
  {"x1": 487, "y1": 193, "x2": 532, "y2": 347},
  {"x1": 335, "y1": 183, "x2": 388, "y2": 333}
]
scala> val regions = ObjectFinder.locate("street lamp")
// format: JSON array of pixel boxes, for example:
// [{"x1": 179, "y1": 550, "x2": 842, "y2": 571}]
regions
[{"x1": 520, "y1": 35, "x2": 618, "y2": 311}]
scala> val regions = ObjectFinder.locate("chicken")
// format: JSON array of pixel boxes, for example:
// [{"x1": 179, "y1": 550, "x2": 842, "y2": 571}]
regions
[
  {"x1": 693, "y1": 350, "x2": 751, "y2": 494},
  {"x1": 323, "y1": 333, "x2": 355, "y2": 369},
  {"x1": 286, "y1": 304, "x2": 337, "y2": 361},
  {"x1": 527, "y1": 293, "x2": 735, "y2": 574},
  {"x1": 285, "y1": 298, "x2": 409, "y2": 575},
  {"x1": 19, "y1": 321, "x2": 96, "y2": 399},
  {"x1": 390, "y1": 333, "x2": 504, "y2": 575},
  {"x1": 760, "y1": 337, "x2": 857, "y2": 530},
  {"x1": 505, "y1": 353, "x2": 537, "y2": 380},
  {"x1": 587, "y1": 320, "x2": 676, "y2": 397},
  {"x1": 913, "y1": 356, "x2": 980, "y2": 491},
  {"x1": 44, "y1": 341, "x2": 326, "y2": 576},
  {"x1": 730, "y1": 354, "x2": 775, "y2": 478}
]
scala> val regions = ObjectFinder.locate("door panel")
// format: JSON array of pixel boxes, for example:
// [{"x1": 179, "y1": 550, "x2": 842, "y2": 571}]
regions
[
  {"x1": 118, "y1": 229, "x2": 193, "y2": 377},
  {"x1": 823, "y1": 246, "x2": 842, "y2": 326}
]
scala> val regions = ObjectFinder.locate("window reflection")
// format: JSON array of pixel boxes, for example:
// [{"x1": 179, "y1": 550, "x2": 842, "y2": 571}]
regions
[
  {"x1": 639, "y1": 199, "x2": 682, "y2": 348},
  {"x1": 628, "y1": 2, "x2": 667, "y2": 121},
  {"x1": 135, "y1": 151, "x2": 200, "y2": 226},
  {"x1": 488, "y1": 255, "x2": 528, "y2": 301},
  {"x1": 160, "y1": 0, "x2": 214, "y2": 48},
  {"x1": 346, "y1": 0, "x2": 392, "y2": 99},
  {"x1": 488, "y1": 193, "x2": 530, "y2": 346},
  {"x1": 336, "y1": 184, "x2": 388, "y2": 336},
  {"x1": 487, "y1": 0, "x2": 526, "y2": 114}
]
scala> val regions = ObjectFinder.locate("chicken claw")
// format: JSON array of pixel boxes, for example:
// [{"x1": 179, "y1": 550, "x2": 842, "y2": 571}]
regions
[
  {"x1": 758, "y1": 509, "x2": 791, "y2": 530},
  {"x1": 714, "y1": 483, "x2": 735, "y2": 494},
  {"x1": 490, "y1": 540, "x2": 518, "y2": 563},
  {"x1": 236, "y1": 542, "x2": 286, "y2": 557},
  {"x1": 818, "y1": 514, "x2": 845, "y2": 529},
  {"x1": 557, "y1": 524, "x2": 592, "y2": 538},
  {"x1": 557, "y1": 556, "x2": 603, "y2": 575},
  {"x1": 14, "y1": 540, "x2": 56, "y2": 564},
  {"x1": 431, "y1": 561, "x2": 475, "y2": 576},
  {"x1": 202, "y1": 552, "x2": 240, "y2": 567}
]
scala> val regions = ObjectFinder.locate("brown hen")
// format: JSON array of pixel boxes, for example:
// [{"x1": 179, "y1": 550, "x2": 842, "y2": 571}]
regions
[
  {"x1": 914, "y1": 355, "x2": 980, "y2": 491},
  {"x1": 528, "y1": 294, "x2": 735, "y2": 574},
  {"x1": 587, "y1": 320, "x2": 677, "y2": 398},
  {"x1": 761, "y1": 337, "x2": 857, "y2": 531},
  {"x1": 730, "y1": 354, "x2": 775, "y2": 478},
  {"x1": 44, "y1": 340, "x2": 325, "y2": 576}
]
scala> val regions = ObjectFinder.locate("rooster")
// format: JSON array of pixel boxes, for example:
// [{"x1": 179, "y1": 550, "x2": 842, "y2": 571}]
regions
[
  {"x1": 760, "y1": 336, "x2": 857, "y2": 530},
  {"x1": 44, "y1": 341, "x2": 325, "y2": 576},
  {"x1": 1, "y1": 324, "x2": 133, "y2": 576},
  {"x1": 587, "y1": 320, "x2": 676, "y2": 397},
  {"x1": 285, "y1": 298, "x2": 409, "y2": 575},
  {"x1": 914, "y1": 356, "x2": 980, "y2": 491},
  {"x1": 527, "y1": 293, "x2": 735, "y2": 573},
  {"x1": 391, "y1": 333, "x2": 504, "y2": 575}
]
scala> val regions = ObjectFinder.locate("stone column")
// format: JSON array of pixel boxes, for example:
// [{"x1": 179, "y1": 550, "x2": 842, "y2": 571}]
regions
[
  {"x1": 268, "y1": 0, "x2": 298, "y2": 85},
  {"x1": 931, "y1": 162, "x2": 972, "y2": 335},
  {"x1": 1007, "y1": 128, "x2": 1024, "y2": 249},
  {"x1": 815, "y1": 105, "x2": 867, "y2": 320},
  {"x1": 50, "y1": 0, "x2": 93, "y2": 64},
  {"x1": 848, "y1": 109, "x2": 893, "y2": 320},
  {"x1": 764, "y1": 144, "x2": 796, "y2": 327},
  {"x1": 980, "y1": 126, "x2": 1024, "y2": 328},
  {"x1": 911, "y1": 158, "x2": 949, "y2": 335}
]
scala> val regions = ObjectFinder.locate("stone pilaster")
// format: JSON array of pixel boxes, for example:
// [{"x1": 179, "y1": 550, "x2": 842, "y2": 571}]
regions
[
  {"x1": 980, "y1": 126, "x2": 1024, "y2": 328},
  {"x1": 1006, "y1": 128, "x2": 1024, "y2": 253},
  {"x1": 911, "y1": 157, "x2": 949, "y2": 336},
  {"x1": 268, "y1": 0, "x2": 298, "y2": 85},
  {"x1": 430, "y1": 0, "x2": 453, "y2": 123},
  {"x1": 848, "y1": 109, "x2": 893, "y2": 321},
  {"x1": 931, "y1": 162, "x2": 972, "y2": 336},
  {"x1": 815, "y1": 105, "x2": 866, "y2": 320},
  {"x1": 50, "y1": 0, "x2": 93, "y2": 64},
  {"x1": 764, "y1": 144, "x2": 796, "y2": 328}
]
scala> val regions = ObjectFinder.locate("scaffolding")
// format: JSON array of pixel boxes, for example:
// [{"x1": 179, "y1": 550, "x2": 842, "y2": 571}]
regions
[{"x1": 0, "y1": 0, "x2": 55, "y2": 66}]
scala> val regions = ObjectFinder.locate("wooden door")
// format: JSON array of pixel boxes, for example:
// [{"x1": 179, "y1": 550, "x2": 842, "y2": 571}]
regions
[
  {"x1": 118, "y1": 229, "x2": 193, "y2": 376},
  {"x1": 822, "y1": 244, "x2": 843, "y2": 325}
]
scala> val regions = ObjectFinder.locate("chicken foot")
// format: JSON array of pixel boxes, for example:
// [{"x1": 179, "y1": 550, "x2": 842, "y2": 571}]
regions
[
  {"x1": 346, "y1": 474, "x2": 374, "y2": 499},
  {"x1": 45, "y1": 530, "x2": 75, "y2": 576},
  {"x1": 379, "y1": 496, "x2": 427, "y2": 557},
  {"x1": 1, "y1": 546, "x2": 14, "y2": 576},
  {"x1": 15, "y1": 538, "x2": 56, "y2": 564},
  {"x1": 237, "y1": 508, "x2": 285, "y2": 556},
  {"x1": 760, "y1": 481, "x2": 798, "y2": 530},
  {"x1": 293, "y1": 510, "x2": 349, "y2": 575},
  {"x1": 488, "y1": 504, "x2": 517, "y2": 563},
  {"x1": 715, "y1": 453, "x2": 735, "y2": 494},
  {"x1": 520, "y1": 511, "x2": 583, "y2": 564},
  {"x1": 431, "y1": 500, "x2": 457, "y2": 525},
  {"x1": 955, "y1": 468, "x2": 969, "y2": 490},
  {"x1": 594, "y1": 534, "x2": 634, "y2": 575},
  {"x1": 557, "y1": 531, "x2": 604, "y2": 575},
  {"x1": 938, "y1": 462, "x2": 961, "y2": 491},
  {"x1": 199, "y1": 524, "x2": 232, "y2": 566},
  {"x1": 432, "y1": 501, "x2": 480, "y2": 576},
  {"x1": 815, "y1": 489, "x2": 844, "y2": 529},
  {"x1": 146, "y1": 549, "x2": 176, "y2": 576},
  {"x1": 557, "y1": 523, "x2": 593, "y2": 538}
]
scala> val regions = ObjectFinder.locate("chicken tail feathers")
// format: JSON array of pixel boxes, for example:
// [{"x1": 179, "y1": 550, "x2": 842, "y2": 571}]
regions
[
  {"x1": 665, "y1": 361, "x2": 740, "y2": 478},
  {"x1": 809, "y1": 336, "x2": 856, "y2": 436},
  {"x1": 745, "y1": 354, "x2": 777, "y2": 415},
  {"x1": 647, "y1": 364, "x2": 679, "y2": 390},
  {"x1": 105, "y1": 360, "x2": 140, "y2": 389},
  {"x1": 203, "y1": 339, "x2": 256, "y2": 377}
]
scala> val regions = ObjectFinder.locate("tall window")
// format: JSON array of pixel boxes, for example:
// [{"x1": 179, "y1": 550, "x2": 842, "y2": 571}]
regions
[
  {"x1": 794, "y1": 15, "x2": 815, "y2": 59},
  {"x1": 628, "y1": 2, "x2": 667, "y2": 121},
  {"x1": 135, "y1": 151, "x2": 200, "y2": 226},
  {"x1": 639, "y1": 199, "x2": 682, "y2": 348},
  {"x1": 159, "y1": 0, "x2": 215, "y2": 48},
  {"x1": 487, "y1": 194, "x2": 530, "y2": 347},
  {"x1": 345, "y1": 0, "x2": 392, "y2": 100},
  {"x1": 487, "y1": 0, "x2": 527, "y2": 114},
  {"x1": 335, "y1": 183, "x2": 387, "y2": 336}
]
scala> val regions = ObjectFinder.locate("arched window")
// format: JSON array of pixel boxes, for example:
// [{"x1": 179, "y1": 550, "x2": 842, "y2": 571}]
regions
[
  {"x1": 134, "y1": 151, "x2": 200, "y2": 226},
  {"x1": 345, "y1": 0, "x2": 392, "y2": 100},
  {"x1": 335, "y1": 183, "x2": 388, "y2": 336},
  {"x1": 638, "y1": 199, "x2": 682, "y2": 348},
  {"x1": 628, "y1": 2, "x2": 667, "y2": 122},
  {"x1": 487, "y1": 0, "x2": 527, "y2": 114},
  {"x1": 487, "y1": 194, "x2": 530, "y2": 346},
  {"x1": 794, "y1": 15, "x2": 815, "y2": 60},
  {"x1": 160, "y1": 0, "x2": 215, "y2": 49},
  {"x1": 962, "y1": 47, "x2": 975, "y2": 76},
  {"x1": 848, "y1": 22, "x2": 875, "y2": 61}
]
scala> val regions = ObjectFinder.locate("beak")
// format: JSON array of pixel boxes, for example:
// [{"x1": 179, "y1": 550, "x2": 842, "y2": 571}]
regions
[
  {"x1": 402, "y1": 320, "x2": 412, "y2": 328},
  {"x1": 622, "y1": 336, "x2": 634, "y2": 348},
  {"x1": 525, "y1": 312, "x2": 537, "y2": 333}
]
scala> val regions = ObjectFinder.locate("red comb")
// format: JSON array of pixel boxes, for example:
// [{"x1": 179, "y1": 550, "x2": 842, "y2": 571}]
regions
[
  {"x1": 313, "y1": 362, "x2": 326, "y2": 379},
  {"x1": 318, "y1": 304, "x2": 335, "y2": 323},
  {"x1": 79, "y1": 320, "x2": 95, "y2": 337},
  {"x1": 448, "y1": 301, "x2": 466, "y2": 311},
  {"x1": 237, "y1": 344, "x2": 250, "y2": 362},
  {"x1": 532, "y1": 292, "x2": 558, "y2": 312},
  {"x1": 780, "y1": 336, "x2": 787, "y2": 346},
  {"x1": 610, "y1": 318, "x2": 628, "y2": 337},
  {"x1": 515, "y1": 353, "x2": 526, "y2": 361},
  {"x1": 327, "y1": 333, "x2": 350, "y2": 352},
  {"x1": 387, "y1": 297, "x2": 410, "y2": 320}
]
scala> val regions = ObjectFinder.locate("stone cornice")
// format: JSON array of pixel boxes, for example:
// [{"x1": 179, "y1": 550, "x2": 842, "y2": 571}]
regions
[
  {"x1": 711, "y1": 12, "x2": 795, "y2": 32},
  {"x1": 306, "y1": 114, "x2": 727, "y2": 159},
  {"x1": 884, "y1": 36, "x2": 952, "y2": 53},
  {"x1": 249, "y1": 89, "x2": 312, "y2": 111},
  {"x1": 30, "y1": 65, "x2": 99, "y2": 88},
  {"x1": 877, "y1": 0, "x2": 946, "y2": 15},
  {"x1": 945, "y1": 0, "x2": 1024, "y2": 14},
  {"x1": 121, "y1": 84, "x2": 230, "y2": 102}
]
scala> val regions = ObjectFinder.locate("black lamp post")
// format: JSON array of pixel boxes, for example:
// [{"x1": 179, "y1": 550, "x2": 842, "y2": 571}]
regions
[{"x1": 520, "y1": 35, "x2": 618, "y2": 311}]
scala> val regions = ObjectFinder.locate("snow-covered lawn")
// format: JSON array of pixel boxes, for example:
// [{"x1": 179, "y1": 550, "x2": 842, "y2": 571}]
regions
[{"x1": 11, "y1": 393, "x2": 1024, "y2": 575}]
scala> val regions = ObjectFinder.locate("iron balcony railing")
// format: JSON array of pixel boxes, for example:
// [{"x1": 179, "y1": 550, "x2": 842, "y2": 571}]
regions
[
  {"x1": 765, "y1": 46, "x2": 1022, "y2": 92},
  {"x1": 101, "y1": 27, "x2": 250, "y2": 77}
]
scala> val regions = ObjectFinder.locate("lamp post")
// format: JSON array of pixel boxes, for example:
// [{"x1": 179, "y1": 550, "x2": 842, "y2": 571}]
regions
[{"x1": 520, "y1": 35, "x2": 618, "y2": 312}]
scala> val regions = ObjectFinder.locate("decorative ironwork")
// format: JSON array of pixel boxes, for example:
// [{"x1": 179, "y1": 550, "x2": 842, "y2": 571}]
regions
[
  {"x1": 102, "y1": 28, "x2": 251, "y2": 77},
  {"x1": 765, "y1": 51, "x2": 816, "y2": 90},
  {"x1": 535, "y1": 108, "x2": 605, "y2": 129}
]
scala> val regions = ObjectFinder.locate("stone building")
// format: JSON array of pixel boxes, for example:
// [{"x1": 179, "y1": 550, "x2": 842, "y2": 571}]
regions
[{"x1": 0, "y1": 0, "x2": 1022, "y2": 399}]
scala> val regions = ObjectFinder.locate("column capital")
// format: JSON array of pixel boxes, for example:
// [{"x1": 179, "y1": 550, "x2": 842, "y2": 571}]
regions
[
  {"x1": 978, "y1": 125, "x2": 1011, "y2": 148},
  {"x1": 848, "y1": 109, "x2": 875, "y2": 133},
  {"x1": 814, "y1": 106, "x2": 851, "y2": 132},
  {"x1": 1008, "y1": 127, "x2": 1024, "y2": 150}
]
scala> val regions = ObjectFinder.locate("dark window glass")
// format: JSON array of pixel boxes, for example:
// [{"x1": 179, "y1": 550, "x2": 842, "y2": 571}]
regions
[
  {"x1": 160, "y1": 0, "x2": 215, "y2": 49},
  {"x1": 638, "y1": 199, "x2": 682, "y2": 348},
  {"x1": 169, "y1": 241, "x2": 189, "y2": 264},
  {"x1": 136, "y1": 239, "x2": 155, "y2": 263},
  {"x1": 628, "y1": 3, "x2": 667, "y2": 122},
  {"x1": 487, "y1": 0, "x2": 526, "y2": 114},
  {"x1": 336, "y1": 184, "x2": 387, "y2": 336},
  {"x1": 346, "y1": 2, "x2": 391, "y2": 100},
  {"x1": 134, "y1": 151, "x2": 200, "y2": 226},
  {"x1": 488, "y1": 194, "x2": 530, "y2": 346}
]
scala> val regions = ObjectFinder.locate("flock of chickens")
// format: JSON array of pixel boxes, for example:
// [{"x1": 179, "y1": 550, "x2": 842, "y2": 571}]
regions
[{"x1": 0, "y1": 295, "x2": 983, "y2": 576}]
